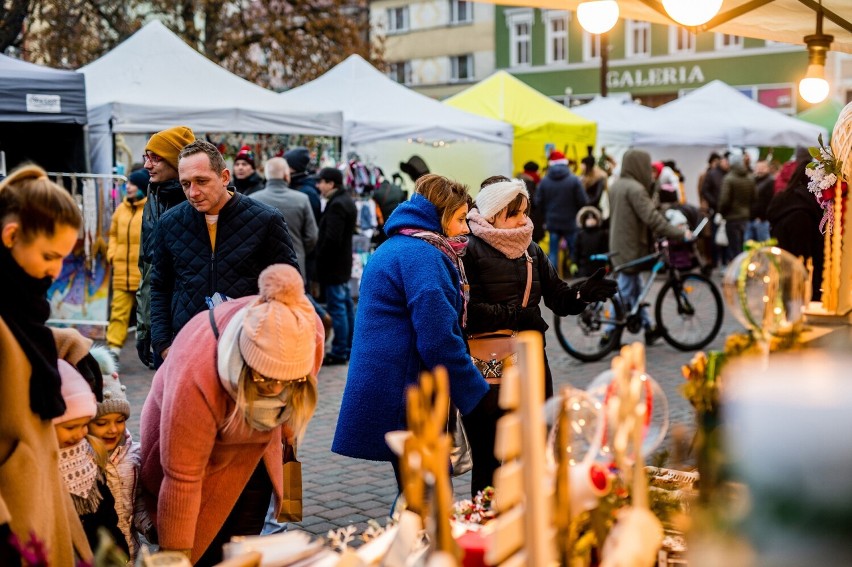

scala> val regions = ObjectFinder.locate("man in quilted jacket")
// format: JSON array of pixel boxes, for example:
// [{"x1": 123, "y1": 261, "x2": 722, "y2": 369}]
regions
[{"x1": 149, "y1": 140, "x2": 298, "y2": 365}]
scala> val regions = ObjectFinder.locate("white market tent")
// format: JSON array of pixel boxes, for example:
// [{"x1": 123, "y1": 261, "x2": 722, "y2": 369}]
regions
[
  {"x1": 571, "y1": 96, "x2": 656, "y2": 151},
  {"x1": 277, "y1": 54, "x2": 514, "y2": 191},
  {"x1": 79, "y1": 21, "x2": 342, "y2": 174},
  {"x1": 633, "y1": 80, "x2": 828, "y2": 203}
]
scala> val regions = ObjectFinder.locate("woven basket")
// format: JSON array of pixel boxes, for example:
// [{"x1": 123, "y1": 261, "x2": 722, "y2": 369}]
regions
[{"x1": 831, "y1": 100, "x2": 852, "y2": 182}]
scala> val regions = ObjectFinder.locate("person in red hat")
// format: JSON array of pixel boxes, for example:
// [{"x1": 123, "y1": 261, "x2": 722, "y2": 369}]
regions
[
  {"x1": 233, "y1": 145, "x2": 265, "y2": 196},
  {"x1": 535, "y1": 150, "x2": 588, "y2": 275}
]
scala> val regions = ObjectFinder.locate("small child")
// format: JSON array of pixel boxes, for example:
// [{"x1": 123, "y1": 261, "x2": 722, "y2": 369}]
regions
[
  {"x1": 573, "y1": 206, "x2": 609, "y2": 278},
  {"x1": 88, "y1": 364, "x2": 153, "y2": 562},
  {"x1": 54, "y1": 359, "x2": 129, "y2": 558}
]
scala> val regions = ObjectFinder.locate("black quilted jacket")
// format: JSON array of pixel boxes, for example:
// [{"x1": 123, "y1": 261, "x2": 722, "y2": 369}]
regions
[
  {"x1": 462, "y1": 237, "x2": 586, "y2": 336},
  {"x1": 149, "y1": 192, "x2": 298, "y2": 354}
]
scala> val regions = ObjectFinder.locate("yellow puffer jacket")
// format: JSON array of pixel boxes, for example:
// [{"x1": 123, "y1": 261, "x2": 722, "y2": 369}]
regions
[{"x1": 107, "y1": 196, "x2": 147, "y2": 291}]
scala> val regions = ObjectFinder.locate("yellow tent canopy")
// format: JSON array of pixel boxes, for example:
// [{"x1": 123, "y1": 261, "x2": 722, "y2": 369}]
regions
[{"x1": 445, "y1": 71, "x2": 597, "y2": 175}]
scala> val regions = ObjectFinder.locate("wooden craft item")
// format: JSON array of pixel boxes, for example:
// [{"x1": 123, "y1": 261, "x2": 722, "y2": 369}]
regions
[
  {"x1": 494, "y1": 413, "x2": 522, "y2": 462},
  {"x1": 492, "y1": 461, "x2": 523, "y2": 512},
  {"x1": 484, "y1": 506, "x2": 525, "y2": 565}
]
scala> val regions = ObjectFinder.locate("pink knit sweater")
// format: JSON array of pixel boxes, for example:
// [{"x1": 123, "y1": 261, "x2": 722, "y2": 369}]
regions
[{"x1": 139, "y1": 297, "x2": 324, "y2": 562}]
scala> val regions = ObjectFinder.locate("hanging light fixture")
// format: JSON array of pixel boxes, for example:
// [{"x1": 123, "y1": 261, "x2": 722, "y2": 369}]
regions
[
  {"x1": 661, "y1": 0, "x2": 722, "y2": 27},
  {"x1": 577, "y1": 1, "x2": 619, "y2": 34},
  {"x1": 798, "y1": 9, "x2": 833, "y2": 104}
]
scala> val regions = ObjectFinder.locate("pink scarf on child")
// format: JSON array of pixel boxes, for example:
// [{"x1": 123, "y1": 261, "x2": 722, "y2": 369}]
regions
[{"x1": 467, "y1": 209, "x2": 533, "y2": 259}]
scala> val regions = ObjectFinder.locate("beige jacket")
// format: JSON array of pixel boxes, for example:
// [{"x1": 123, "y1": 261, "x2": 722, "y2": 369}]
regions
[{"x1": 0, "y1": 317, "x2": 93, "y2": 564}]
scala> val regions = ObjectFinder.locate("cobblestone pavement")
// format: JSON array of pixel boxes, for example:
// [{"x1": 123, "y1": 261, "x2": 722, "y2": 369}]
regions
[{"x1": 120, "y1": 284, "x2": 742, "y2": 540}]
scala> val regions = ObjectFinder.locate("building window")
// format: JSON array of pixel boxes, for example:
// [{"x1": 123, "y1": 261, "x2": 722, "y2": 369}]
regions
[
  {"x1": 625, "y1": 20, "x2": 650, "y2": 58},
  {"x1": 507, "y1": 10, "x2": 533, "y2": 67},
  {"x1": 669, "y1": 27, "x2": 695, "y2": 54},
  {"x1": 386, "y1": 6, "x2": 409, "y2": 34},
  {"x1": 582, "y1": 31, "x2": 601, "y2": 62},
  {"x1": 450, "y1": 54, "x2": 474, "y2": 81},
  {"x1": 545, "y1": 11, "x2": 569, "y2": 64},
  {"x1": 388, "y1": 61, "x2": 412, "y2": 85},
  {"x1": 715, "y1": 33, "x2": 744, "y2": 50},
  {"x1": 450, "y1": 0, "x2": 472, "y2": 24}
]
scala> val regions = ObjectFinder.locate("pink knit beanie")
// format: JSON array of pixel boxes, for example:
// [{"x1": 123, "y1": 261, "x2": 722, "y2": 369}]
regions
[
  {"x1": 239, "y1": 264, "x2": 317, "y2": 381},
  {"x1": 53, "y1": 360, "x2": 97, "y2": 424}
]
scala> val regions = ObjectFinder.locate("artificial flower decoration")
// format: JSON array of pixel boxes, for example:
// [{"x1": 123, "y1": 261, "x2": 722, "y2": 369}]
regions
[{"x1": 805, "y1": 134, "x2": 847, "y2": 234}]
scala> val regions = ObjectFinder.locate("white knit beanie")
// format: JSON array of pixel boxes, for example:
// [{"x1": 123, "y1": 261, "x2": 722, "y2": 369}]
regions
[
  {"x1": 474, "y1": 178, "x2": 529, "y2": 221},
  {"x1": 239, "y1": 264, "x2": 316, "y2": 381}
]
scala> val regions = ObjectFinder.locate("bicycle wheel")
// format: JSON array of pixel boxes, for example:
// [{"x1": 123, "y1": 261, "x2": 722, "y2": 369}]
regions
[
  {"x1": 553, "y1": 297, "x2": 624, "y2": 362},
  {"x1": 655, "y1": 273, "x2": 723, "y2": 351}
]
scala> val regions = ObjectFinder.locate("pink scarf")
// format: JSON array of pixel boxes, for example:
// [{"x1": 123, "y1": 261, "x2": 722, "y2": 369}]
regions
[{"x1": 467, "y1": 210, "x2": 533, "y2": 259}]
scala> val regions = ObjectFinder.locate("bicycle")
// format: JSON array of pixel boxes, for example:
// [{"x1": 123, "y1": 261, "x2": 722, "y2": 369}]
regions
[{"x1": 554, "y1": 219, "x2": 723, "y2": 362}]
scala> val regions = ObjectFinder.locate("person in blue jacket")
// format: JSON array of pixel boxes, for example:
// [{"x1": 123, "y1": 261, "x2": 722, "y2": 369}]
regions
[{"x1": 332, "y1": 174, "x2": 494, "y2": 496}]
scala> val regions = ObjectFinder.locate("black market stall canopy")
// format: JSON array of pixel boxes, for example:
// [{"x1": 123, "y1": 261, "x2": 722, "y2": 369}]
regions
[{"x1": 0, "y1": 54, "x2": 88, "y2": 173}]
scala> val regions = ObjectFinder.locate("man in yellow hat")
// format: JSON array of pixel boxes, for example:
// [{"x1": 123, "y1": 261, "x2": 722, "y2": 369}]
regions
[{"x1": 135, "y1": 126, "x2": 195, "y2": 369}]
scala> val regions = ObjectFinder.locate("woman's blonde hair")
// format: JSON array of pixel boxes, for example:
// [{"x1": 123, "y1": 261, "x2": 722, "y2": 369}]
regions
[
  {"x1": 415, "y1": 173, "x2": 472, "y2": 235},
  {"x1": 0, "y1": 164, "x2": 81, "y2": 241},
  {"x1": 224, "y1": 364, "x2": 318, "y2": 442}
]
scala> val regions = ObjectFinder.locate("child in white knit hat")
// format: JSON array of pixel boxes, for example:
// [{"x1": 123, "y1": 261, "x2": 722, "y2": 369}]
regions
[
  {"x1": 54, "y1": 359, "x2": 128, "y2": 559},
  {"x1": 87, "y1": 362, "x2": 153, "y2": 562}
]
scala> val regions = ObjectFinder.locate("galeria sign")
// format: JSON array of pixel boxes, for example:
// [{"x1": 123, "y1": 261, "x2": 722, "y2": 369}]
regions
[{"x1": 606, "y1": 65, "x2": 705, "y2": 89}]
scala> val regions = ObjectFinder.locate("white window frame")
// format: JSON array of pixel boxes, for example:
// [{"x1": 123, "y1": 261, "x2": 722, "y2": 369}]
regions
[
  {"x1": 625, "y1": 19, "x2": 651, "y2": 58},
  {"x1": 544, "y1": 10, "x2": 569, "y2": 65},
  {"x1": 449, "y1": 0, "x2": 473, "y2": 24},
  {"x1": 386, "y1": 6, "x2": 409, "y2": 34},
  {"x1": 450, "y1": 54, "x2": 474, "y2": 82},
  {"x1": 507, "y1": 9, "x2": 533, "y2": 67},
  {"x1": 582, "y1": 30, "x2": 601, "y2": 62},
  {"x1": 715, "y1": 33, "x2": 744, "y2": 50},
  {"x1": 668, "y1": 26, "x2": 695, "y2": 54},
  {"x1": 388, "y1": 61, "x2": 412, "y2": 85}
]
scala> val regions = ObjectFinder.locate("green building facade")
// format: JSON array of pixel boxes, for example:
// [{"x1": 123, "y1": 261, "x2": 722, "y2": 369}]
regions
[{"x1": 495, "y1": 7, "x2": 810, "y2": 113}]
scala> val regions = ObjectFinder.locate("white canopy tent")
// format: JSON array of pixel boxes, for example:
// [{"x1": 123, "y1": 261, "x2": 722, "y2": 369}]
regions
[
  {"x1": 79, "y1": 21, "x2": 342, "y2": 174},
  {"x1": 634, "y1": 80, "x2": 827, "y2": 203},
  {"x1": 277, "y1": 54, "x2": 514, "y2": 190}
]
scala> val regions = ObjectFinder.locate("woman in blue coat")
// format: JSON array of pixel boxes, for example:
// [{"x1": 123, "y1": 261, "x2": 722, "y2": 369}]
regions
[{"x1": 332, "y1": 174, "x2": 493, "y2": 493}]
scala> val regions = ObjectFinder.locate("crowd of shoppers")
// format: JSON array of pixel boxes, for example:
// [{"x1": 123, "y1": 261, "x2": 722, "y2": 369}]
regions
[{"x1": 0, "y1": 126, "x2": 828, "y2": 566}]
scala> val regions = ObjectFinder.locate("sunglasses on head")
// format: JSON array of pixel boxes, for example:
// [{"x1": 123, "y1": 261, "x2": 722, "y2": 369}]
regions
[{"x1": 250, "y1": 369, "x2": 308, "y2": 385}]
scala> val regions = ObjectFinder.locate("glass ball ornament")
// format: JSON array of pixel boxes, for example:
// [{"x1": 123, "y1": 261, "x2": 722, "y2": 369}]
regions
[
  {"x1": 545, "y1": 389, "x2": 604, "y2": 469},
  {"x1": 722, "y1": 246, "x2": 811, "y2": 338},
  {"x1": 585, "y1": 368, "x2": 669, "y2": 461}
]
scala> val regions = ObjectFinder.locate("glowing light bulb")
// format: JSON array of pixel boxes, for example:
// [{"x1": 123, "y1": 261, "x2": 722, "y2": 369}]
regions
[
  {"x1": 662, "y1": 0, "x2": 723, "y2": 27},
  {"x1": 577, "y1": 1, "x2": 619, "y2": 34},
  {"x1": 799, "y1": 64, "x2": 830, "y2": 104}
]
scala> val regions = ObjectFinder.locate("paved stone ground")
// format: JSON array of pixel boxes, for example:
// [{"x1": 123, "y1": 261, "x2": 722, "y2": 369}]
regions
[{"x1": 119, "y1": 279, "x2": 742, "y2": 540}]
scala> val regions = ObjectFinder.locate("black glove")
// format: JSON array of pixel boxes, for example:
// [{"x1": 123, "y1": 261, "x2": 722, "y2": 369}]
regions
[
  {"x1": 136, "y1": 337, "x2": 153, "y2": 368},
  {"x1": 577, "y1": 267, "x2": 618, "y2": 302}
]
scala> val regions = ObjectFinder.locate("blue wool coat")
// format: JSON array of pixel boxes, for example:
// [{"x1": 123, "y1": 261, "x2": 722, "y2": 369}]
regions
[{"x1": 332, "y1": 194, "x2": 490, "y2": 462}]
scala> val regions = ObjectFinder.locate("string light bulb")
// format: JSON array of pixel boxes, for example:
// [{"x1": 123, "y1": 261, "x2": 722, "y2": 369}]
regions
[
  {"x1": 662, "y1": 0, "x2": 722, "y2": 27},
  {"x1": 798, "y1": 11, "x2": 833, "y2": 105},
  {"x1": 577, "y1": 1, "x2": 619, "y2": 34}
]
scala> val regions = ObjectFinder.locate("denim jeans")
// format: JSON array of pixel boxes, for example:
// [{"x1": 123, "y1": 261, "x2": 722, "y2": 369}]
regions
[
  {"x1": 548, "y1": 229, "x2": 578, "y2": 272},
  {"x1": 326, "y1": 283, "x2": 355, "y2": 358},
  {"x1": 604, "y1": 272, "x2": 653, "y2": 335},
  {"x1": 744, "y1": 219, "x2": 771, "y2": 243}
]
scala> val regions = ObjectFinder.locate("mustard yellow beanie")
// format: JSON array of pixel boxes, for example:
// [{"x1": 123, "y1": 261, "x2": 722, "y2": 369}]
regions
[{"x1": 144, "y1": 126, "x2": 195, "y2": 171}]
